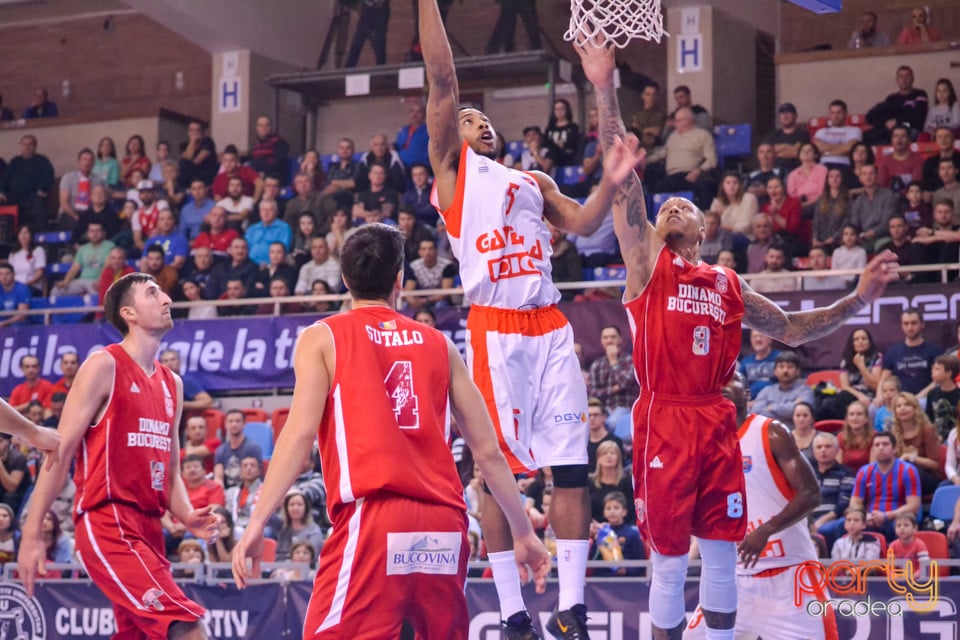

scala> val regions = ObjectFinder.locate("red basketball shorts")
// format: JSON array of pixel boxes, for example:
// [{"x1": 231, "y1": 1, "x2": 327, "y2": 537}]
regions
[
  {"x1": 304, "y1": 495, "x2": 470, "y2": 640},
  {"x1": 632, "y1": 391, "x2": 747, "y2": 557},
  {"x1": 74, "y1": 503, "x2": 205, "y2": 640}
]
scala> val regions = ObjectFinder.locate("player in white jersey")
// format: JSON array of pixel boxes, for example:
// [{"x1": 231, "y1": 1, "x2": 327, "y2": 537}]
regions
[
  {"x1": 418, "y1": 2, "x2": 643, "y2": 638},
  {"x1": 684, "y1": 372, "x2": 838, "y2": 640}
]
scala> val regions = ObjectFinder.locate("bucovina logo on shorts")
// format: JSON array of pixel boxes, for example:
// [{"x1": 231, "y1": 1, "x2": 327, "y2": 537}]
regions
[{"x1": 0, "y1": 583, "x2": 46, "y2": 639}]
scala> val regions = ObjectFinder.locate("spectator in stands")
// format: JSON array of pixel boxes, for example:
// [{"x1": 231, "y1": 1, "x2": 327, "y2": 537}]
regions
[
  {"x1": 851, "y1": 431, "x2": 922, "y2": 543},
  {"x1": 873, "y1": 376, "x2": 901, "y2": 433},
  {"x1": 588, "y1": 325, "x2": 638, "y2": 432},
  {"x1": 213, "y1": 148, "x2": 262, "y2": 201},
  {"x1": 884, "y1": 216, "x2": 915, "y2": 280},
  {"x1": 354, "y1": 163, "x2": 399, "y2": 223},
  {"x1": 298, "y1": 151, "x2": 326, "y2": 194},
  {"x1": 698, "y1": 210, "x2": 733, "y2": 265},
  {"x1": 22, "y1": 88, "x2": 57, "y2": 119},
  {"x1": 485, "y1": 0, "x2": 541, "y2": 53},
  {"x1": 0, "y1": 431, "x2": 30, "y2": 515},
  {"x1": 283, "y1": 172, "x2": 323, "y2": 232},
  {"x1": 397, "y1": 207, "x2": 435, "y2": 262},
  {"x1": 181, "y1": 418, "x2": 221, "y2": 474},
  {"x1": 292, "y1": 449, "x2": 329, "y2": 527},
  {"x1": 750, "y1": 351, "x2": 813, "y2": 428},
  {"x1": 896, "y1": 6, "x2": 941, "y2": 45},
  {"x1": 648, "y1": 107, "x2": 718, "y2": 208},
  {"x1": 810, "y1": 432, "x2": 856, "y2": 540},
  {"x1": 922, "y1": 128, "x2": 960, "y2": 197},
  {"x1": 97, "y1": 246, "x2": 135, "y2": 309},
  {"x1": 158, "y1": 349, "x2": 214, "y2": 415},
  {"x1": 192, "y1": 206, "x2": 239, "y2": 262},
  {"x1": 253, "y1": 175, "x2": 286, "y2": 226},
  {"x1": 739, "y1": 332, "x2": 780, "y2": 399},
  {"x1": 357, "y1": 134, "x2": 406, "y2": 193},
  {"x1": 933, "y1": 161, "x2": 960, "y2": 216},
  {"x1": 0, "y1": 94, "x2": 13, "y2": 121},
  {"x1": 883, "y1": 308, "x2": 942, "y2": 395},
  {"x1": 0, "y1": 503, "x2": 18, "y2": 565},
  {"x1": 141, "y1": 209, "x2": 188, "y2": 270},
  {"x1": 629, "y1": 83, "x2": 666, "y2": 152},
  {"x1": 158, "y1": 160, "x2": 185, "y2": 213},
  {"x1": 276, "y1": 489, "x2": 325, "y2": 562},
  {"x1": 250, "y1": 115, "x2": 289, "y2": 183},
  {"x1": 831, "y1": 224, "x2": 868, "y2": 286},
  {"x1": 924, "y1": 79, "x2": 960, "y2": 139},
  {"x1": 401, "y1": 164, "x2": 438, "y2": 227},
  {"x1": 710, "y1": 170, "x2": 757, "y2": 237},
  {"x1": 667, "y1": 85, "x2": 711, "y2": 134},
  {"x1": 768, "y1": 103, "x2": 810, "y2": 172},
  {"x1": 836, "y1": 328, "x2": 885, "y2": 412},
  {"x1": 814, "y1": 100, "x2": 863, "y2": 172},
  {"x1": 563, "y1": 108, "x2": 604, "y2": 199},
  {"x1": 256, "y1": 278, "x2": 306, "y2": 315},
  {"x1": 746, "y1": 213, "x2": 775, "y2": 273},
  {"x1": 245, "y1": 199, "x2": 291, "y2": 266},
  {"x1": 763, "y1": 174, "x2": 809, "y2": 250},
  {"x1": 218, "y1": 278, "x2": 256, "y2": 316},
  {"x1": 847, "y1": 11, "x2": 892, "y2": 48},
  {"x1": 289, "y1": 213, "x2": 317, "y2": 269},
  {"x1": 295, "y1": 236, "x2": 341, "y2": 295},
  {"x1": 0, "y1": 135, "x2": 53, "y2": 231},
  {"x1": 54, "y1": 222, "x2": 113, "y2": 296},
  {"x1": 73, "y1": 184, "x2": 121, "y2": 244},
  {"x1": 163, "y1": 455, "x2": 225, "y2": 555},
  {"x1": 178, "y1": 120, "x2": 218, "y2": 188},
  {"x1": 787, "y1": 143, "x2": 827, "y2": 206},
  {"x1": 545, "y1": 99, "x2": 581, "y2": 168},
  {"x1": 404, "y1": 238, "x2": 456, "y2": 309},
  {"x1": 225, "y1": 455, "x2": 269, "y2": 541},
  {"x1": 180, "y1": 277, "x2": 216, "y2": 319},
  {"x1": 752, "y1": 245, "x2": 796, "y2": 293},
  {"x1": 849, "y1": 164, "x2": 896, "y2": 250},
  {"x1": 923, "y1": 355, "x2": 960, "y2": 442},
  {"x1": 93, "y1": 137, "x2": 120, "y2": 188},
  {"x1": 945, "y1": 403, "x2": 960, "y2": 491},
  {"x1": 592, "y1": 491, "x2": 644, "y2": 576},
  {"x1": 48, "y1": 352, "x2": 78, "y2": 401},
  {"x1": 124, "y1": 170, "x2": 145, "y2": 208},
  {"x1": 208, "y1": 237, "x2": 258, "y2": 299},
  {"x1": 139, "y1": 245, "x2": 179, "y2": 296},
  {"x1": 829, "y1": 507, "x2": 881, "y2": 561},
  {"x1": 586, "y1": 398, "x2": 623, "y2": 469},
  {"x1": 40, "y1": 510, "x2": 72, "y2": 564},
  {"x1": 207, "y1": 506, "x2": 236, "y2": 564},
  {"x1": 218, "y1": 176, "x2": 255, "y2": 231},
  {"x1": 802, "y1": 246, "x2": 845, "y2": 290},
  {"x1": 846, "y1": 143, "x2": 875, "y2": 197},
  {"x1": 9, "y1": 225, "x2": 45, "y2": 295},
  {"x1": 909, "y1": 199, "x2": 959, "y2": 279},
  {"x1": 589, "y1": 441, "x2": 635, "y2": 526},
  {"x1": 58, "y1": 148, "x2": 106, "y2": 232},
  {"x1": 8, "y1": 355, "x2": 52, "y2": 412},
  {"x1": 120, "y1": 134, "x2": 151, "y2": 189},
  {"x1": 810, "y1": 168, "x2": 849, "y2": 253},
  {"x1": 744, "y1": 143, "x2": 786, "y2": 204},
  {"x1": 520, "y1": 125, "x2": 559, "y2": 176},
  {"x1": 252, "y1": 242, "x2": 297, "y2": 295},
  {"x1": 396, "y1": 102, "x2": 429, "y2": 169},
  {"x1": 179, "y1": 179, "x2": 213, "y2": 242},
  {"x1": 148, "y1": 141, "x2": 170, "y2": 184},
  {"x1": 131, "y1": 179, "x2": 170, "y2": 252},
  {"x1": 320, "y1": 138, "x2": 361, "y2": 215},
  {"x1": 877, "y1": 126, "x2": 924, "y2": 195},
  {"x1": 345, "y1": 0, "x2": 390, "y2": 66},
  {"x1": 901, "y1": 183, "x2": 931, "y2": 237},
  {"x1": 866, "y1": 66, "x2": 929, "y2": 144},
  {"x1": 214, "y1": 409, "x2": 262, "y2": 490}
]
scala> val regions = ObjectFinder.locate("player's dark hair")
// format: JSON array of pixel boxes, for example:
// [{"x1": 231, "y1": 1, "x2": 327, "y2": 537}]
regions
[
  {"x1": 340, "y1": 223, "x2": 404, "y2": 302},
  {"x1": 104, "y1": 273, "x2": 157, "y2": 336}
]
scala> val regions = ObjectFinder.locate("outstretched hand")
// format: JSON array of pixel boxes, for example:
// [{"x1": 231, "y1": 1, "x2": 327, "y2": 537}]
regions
[
  {"x1": 513, "y1": 532, "x2": 551, "y2": 594},
  {"x1": 232, "y1": 520, "x2": 265, "y2": 589},
  {"x1": 602, "y1": 135, "x2": 645, "y2": 187},
  {"x1": 854, "y1": 250, "x2": 899, "y2": 303},
  {"x1": 574, "y1": 34, "x2": 616, "y2": 88}
]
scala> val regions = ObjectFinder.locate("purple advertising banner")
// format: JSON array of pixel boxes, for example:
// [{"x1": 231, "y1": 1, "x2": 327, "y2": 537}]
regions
[{"x1": 0, "y1": 282, "x2": 957, "y2": 396}]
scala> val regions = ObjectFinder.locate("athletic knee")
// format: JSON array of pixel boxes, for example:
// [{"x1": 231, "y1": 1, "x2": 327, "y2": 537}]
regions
[
  {"x1": 650, "y1": 552, "x2": 688, "y2": 592},
  {"x1": 700, "y1": 609, "x2": 736, "y2": 630},
  {"x1": 551, "y1": 464, "x2": 589, "y2": 488},
  {"x1": 168, "y1": 620, "x2": 207, "y2": 640},
  {"x1": 696, "y1": 538, "x2": 737, "y2": 615}
]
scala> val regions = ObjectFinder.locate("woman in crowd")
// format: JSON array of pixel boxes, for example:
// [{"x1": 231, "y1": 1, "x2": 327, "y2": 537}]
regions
[
  {"x1": 847, "y1": 143, "x2": 874, "y2": 196},
  {"x1": 181, "y1": 278, "x2": 217, "y2": 320},
  {"x1": 787, "y1": 143, "x2": 827, "y2": 206},
  {"x1": 300, "y1": 149, "x2": 327, "y2": 192},
  {"x1": 290, "y1": 213, "x2": 316, "y2": 269},
  {"x1": 811, "y1": 168, "x2": 849, "y2": 253},
  {"x1": 588, "y1": 441, "x2": 635, "y2": 525},
  {"x1": 42, "y1": 510, "x2": 73, "y2": 563},
  {"x1": 302, "y1": 279, "x2": 339, "y2": 314},
  {"x1": 413, "y1": 308, "x2": 436, "y2": 327},
  {"x1": 923, "y1": 78, "x2": 960, "y2": 137},
  {"x1": 8, "y1": 225, "x2": 46, "y2": 295},
  {"x1": 710, "y1": 170, "x2": 757, "y2": 237},
  {"x1": 0, "y1": 503, "x2": 19, "y2": 565},
  {"x1": 890, "y1": 392, "x2": 945, "y2": 496},
  {"x1": 275, "y1": 489, "x2": 324, "y2": 562},
  {"x1": 837, "y1": 328, "x2": 883, "y2": 410},
  {"x1": 325, "y1": 209, "x2": 351, "y2": 259},
  {"x1": 272, "y1": 541, "x2": 316, "y2": 582},
  {"x1": 148, "y1": 141, "x2": 170, "y2": 184},
  {"x1": 791, "y1": 401, "x2": 818, "y2": 466},
  {"x1": 207, "y1": 506, "x2": 236, "y2": 564},
  {"x1": 944, "y1": 406, "x2": 960, "y2": 488},
  {"x1": 544, "y1": 98, "x2": 581, "y2": 167},
  {"x1": 93, "y1": 136, "x2": 120, "y2": 188},
  {"x1": 120, "y1": 134, "x2": 151, "y2": 188},
  {"x1": 837, "y1": 400, "x2": 872, "y2": 472}
]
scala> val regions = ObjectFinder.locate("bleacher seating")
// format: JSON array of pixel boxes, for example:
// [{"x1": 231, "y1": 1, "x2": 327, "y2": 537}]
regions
[
  {"x1": 0, "y1": 206, "x2": 18, "y2": 244},
  {"x1": 506, "y1": 140, "x2": 524, "y2": 164},
  {"x1": 243, "y1": 421, "x2": 274, "y2": 460},
  {"x1": 28, "y1": 294, "x2": 96, "y2": 324},
  {"x1": 271, "y1": 407, "x2": 290, "y2": 441},
  {"x1": 201, "y1": 408, "x2": 225, "y2": 439},
  {"x1": 930, "y1": 486, "x2": 960, "y2": 523},
  {"x1": 714, "y1": 124, "x2": 752, "y2": 170},
  {"x1": 558, "y1": 165, "x2": 585, "y2": 186},
  {"x1": 241, "y1": 407, "x2": 269, "y2": 423}
]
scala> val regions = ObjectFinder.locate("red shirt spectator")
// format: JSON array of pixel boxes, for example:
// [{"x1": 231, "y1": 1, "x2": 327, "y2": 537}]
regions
[
  {"x1": 193, "y1": 227, "x2": 240, "y2": 255},
  {"x1": 97, "y1": 247, "x2": 136, "y2": 316},
  {"x1": 763, "y1": 176, "x2": 810, "y2": 247},
  {"x1": 49, "y1": 351, "x2": 80, "y2": 399},
  {"x1": 9, "y1": 355, "x2": 54, "y2": 411},
  {"x1": 211, "y1": 150, "x2": 261, "y2": 200}
]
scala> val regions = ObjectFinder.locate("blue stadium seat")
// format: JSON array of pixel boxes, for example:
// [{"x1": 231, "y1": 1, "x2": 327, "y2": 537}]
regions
[
  {"x1": 593, "y1": 266, "x2": 627, "y2": 281},
  {"x1": 34, "y1": 231, "x2": 71, "y2": 245},
  {"x1": 322, "y1": 153, "x2": 337, "y2": 173},
  {"x1": 580, "y1": 268, "x2": 595, "y2": 282},
  {"x1": 244, "y1": 421, "x2": 274, "y2": 460},
  {"x1": 29, "y1": 294, "x2": 97, "y2": 324},
  {"x1": 930, "y1": 485, "x2": 960, "y2": 522},
  {"x1": 506, "y1": 140, "x2": 524, "y2": 164},
  {"x1": 559, "y1": 166, "x2": 585, "y2": 186},
  {"x1": 714, "y1": 124, "x2": 752, "y2": 170},
  {"x1": 287, "y1": 156, "x2": 301, "y2": 185}
]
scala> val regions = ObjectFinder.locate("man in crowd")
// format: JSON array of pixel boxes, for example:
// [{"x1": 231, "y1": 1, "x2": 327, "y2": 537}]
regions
[
  {"x1": 252, "y1": 175, "x2": 286, "y2": 226},
  {"x1": 294, "y1": 236, "x2": 341, "y2": 294},
  {"x1": 139, "y1": 245, "x2": 180, "y2": 296},
  {"x1": 766, "y1": 103, "x2": 809, "y2": 172},
  {"x1": 213, "y1": 148, "x2": 262, "y2": 200},
  {"x1": 59, "y1": 148, "x2": 107, "y2": 231},
  {"x1": 245, "y1": 199, "x2": 291, "y2": 266},
  {"x1": 809, "y1": 432, "x2": 856, "y2": 547},
  {"x1": 218, "y1": 176, "x2": 255, "y2": 231},
  {"x1": 0, "y1": 432, "x2": 31, "y2": 514},
  {"x1": 751, "y1": 245, "x2": 797, "y2": 293},
  {"x1": 179, "y1": 120, "x2": 218, "y2": 188},
  {"x1": 933, "y1": 160, "x2": 960, "y2": 214},
  {"x1": 745, "y1": 143, "x2": 786, "y2": 204},
  {"x1": 813, "y1": 99, "x2": 862, "y2": 172},
  {"x1": 396, "y1": 102, "x2": 430, "y2": 169},
  {"x1": 586, "y1": 397, "x2": 623, "y2": 469},
  {"x1": 397, "y1": 206, "x2": 436, "y2": 261},
  {"x1": 849, "y1": 164, "x2": 897, "y2": 250},
  {"x1": 159, "y1": 349, "x2": 213, "y2": 415},
  {"x1": 865, "y1": 65, "x2": 928, "y2": 143},
  {"x1": 55, "y1": 222, "x2": 114, "y2": 296},
  {"x1": 0, "y1": 264, "x2": 30, "y2": 328},
  {"x1": 250, "y1": 115, "x2": 290, "y2": 184},
  {"x1": 131, "y1": 180, "x2": 171, "y2": 253},
  {"x1": 0, "y1": 135, "x2": 54, "y2": 230},
  {"x1": 882, "y1": 307, "x2": 942, "y2": 395},
  {"x1": 142, "y1": 209, "x2": 188, "y2": 270},
  {"x1": 357, "y1": 133, "x2": 407, "y2": 193},
  {"x1": 403, "y1": 238, "x2": 456, "y2": 309},
  {"x1": 649, "y1": 107, "x2": 717, "y2": 209},
  {"x1": 588, "y1": 326, "x2": 638, "y2": 438},
  {"x1": 208, "y1": 238, "x2": 259, "y2": 300},
  {"x1": 750, "y1": 351, "x2": 814, "y2": 428},
  {"x1": 847, "y1": 10, "x2": 892, "y2": 48},
  {"x1": 22, "y1": 88, "x2": 57, "y2": 119},
  {"x1": 179, "y1": 179, "x2": 214, "y2": 242},
  {"x1": 9, "y1": 355, "x2": 54, "y2": 412},
  {"x1": 50, "y1": 352, "x2": 79, "y2": 399},
  {"x1": 921, "y1": 127, "x2": 960, "y2": 196},
  {"x1": 214, "y1": 410, "x2": 263, "y2": 491},
  {"x1": 877, "y1": 125, "x2": 924, "y2": 194},
  {"x1": 354, "y1": 163, "x2": 399, "y2": 223},
  {"x1": 283, "y1": 172, "x2": 324, "y2": 231},
  {"x1": 320, "y1": 137, "x2": 361, "y2": 216},
  {"x1": 848, "y1": 432, "x2": 921, "y2": 541}
]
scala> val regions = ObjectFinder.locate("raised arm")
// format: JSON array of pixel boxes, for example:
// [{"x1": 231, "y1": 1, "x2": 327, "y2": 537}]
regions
[
  {"x1": 739, "y1": 421, "x2": 820, "y2": 568},
  {"x1": 575, "y1": 39, "x2": 662, "y2": 300},
  {"x1": 419, "y1": 0, "x2": 462, "y2": 210},
  {"x1": 742, "y1": 250, "x2": 899, "y2": 346}
]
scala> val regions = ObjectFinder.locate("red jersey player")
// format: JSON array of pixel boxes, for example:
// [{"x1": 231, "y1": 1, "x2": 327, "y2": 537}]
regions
[
  {"x1": 231, "y1": 224, "x2": 549, "y2": 640},
  {"x1": 19, "y1": 273, "x2": 218, "y2": 640},
  {"x1": 576, "y1": 41, "x2": 899, "y2": 640}
]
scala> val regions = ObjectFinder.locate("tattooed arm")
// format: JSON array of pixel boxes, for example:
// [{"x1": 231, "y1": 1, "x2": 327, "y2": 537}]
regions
[
  {"x1": 576, "y1": 39, "x2": 661, "y2": 300},
  {"x1": 742, "y1": 250, "x2": 900, "y2": 346}
]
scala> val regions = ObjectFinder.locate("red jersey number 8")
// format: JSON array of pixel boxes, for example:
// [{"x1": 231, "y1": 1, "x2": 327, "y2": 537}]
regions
[
  {"x1": 692, "y1": 325, "x2": 710, "y2": 356},
  {"x1": 385, "y1": 361, "x2": 420, "y2": 430}
]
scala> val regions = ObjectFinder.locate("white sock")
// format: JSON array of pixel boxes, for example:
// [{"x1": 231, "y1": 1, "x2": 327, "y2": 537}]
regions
[
  {"x1": 488, "y1": 550, "x2": 526, "y2": 618},
  {"x1": 555, "y1": 539, "x2": 589, "y2": 610},
  {"x1": 705, "y1": 627, "x2": 734, "y2": 640}
]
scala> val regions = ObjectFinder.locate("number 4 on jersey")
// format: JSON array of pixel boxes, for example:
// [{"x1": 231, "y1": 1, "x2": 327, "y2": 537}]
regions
[{"x1": 385, "y1": 361, "x2": 420, "y2": 430}]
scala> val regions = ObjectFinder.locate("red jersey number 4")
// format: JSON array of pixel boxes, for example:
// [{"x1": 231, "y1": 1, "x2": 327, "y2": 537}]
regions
[{"x1": 385, "y1": 361, "x2": 420, "y2": 430}]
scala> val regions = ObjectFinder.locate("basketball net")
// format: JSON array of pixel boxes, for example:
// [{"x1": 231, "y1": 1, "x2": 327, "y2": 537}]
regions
[{"x1": 564, "y1": 0, "x2": 666, "y2": 47}]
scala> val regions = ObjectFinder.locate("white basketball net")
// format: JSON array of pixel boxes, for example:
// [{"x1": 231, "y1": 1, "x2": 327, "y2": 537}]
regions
[{"x1": 564, "y1": 0, "x2": 666, "y2": 47}]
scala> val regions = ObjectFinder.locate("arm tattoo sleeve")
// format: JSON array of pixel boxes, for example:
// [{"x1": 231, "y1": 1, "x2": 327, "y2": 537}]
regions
[
  {"x1": 742, "y1": 284, "x2": 866, "y2": 347},
  {"x1": 595, "y1": 85, "x2": 649, "y2": 236}
]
